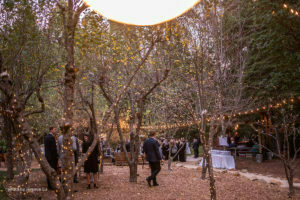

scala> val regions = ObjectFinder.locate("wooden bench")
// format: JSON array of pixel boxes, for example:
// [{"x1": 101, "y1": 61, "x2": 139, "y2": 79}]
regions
[
  {"x1": 227, "y1": 147, "x2": 253, "y2": 159},
  {"x1": 238, "y1": 151, "x2": 253, "y2": 158},
  {"x1": 102, "y1": 157, "x2": 113, "y2": 166},
  {"x1": 114, "y1": 152, "x2": 144, "y2": 166},
  {"x1": 0, "y1": 153, "x2": 6, "y2": 168}
]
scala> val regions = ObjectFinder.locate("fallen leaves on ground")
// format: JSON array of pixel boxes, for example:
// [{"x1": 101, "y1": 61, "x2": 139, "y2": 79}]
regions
[{"x1": 5, "y1": 163, "x2": 298, "y2": 200}]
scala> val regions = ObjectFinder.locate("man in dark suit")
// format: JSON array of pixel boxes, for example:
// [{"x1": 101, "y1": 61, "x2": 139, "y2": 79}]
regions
[
  {"x1": 44, "y1": 126, "x2": 58, "y2": 189},
  {"x1": 143, "y1": 131, "x2": 162, "y2": 187}
]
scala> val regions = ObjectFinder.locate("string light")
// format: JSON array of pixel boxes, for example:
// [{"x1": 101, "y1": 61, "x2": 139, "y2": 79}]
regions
[
  {"x1": 141, "y1": 97, "x2": 299, "y2": 130},
  {"x1": 282, "y1": 3, "x2": 299, "y2": 17}
]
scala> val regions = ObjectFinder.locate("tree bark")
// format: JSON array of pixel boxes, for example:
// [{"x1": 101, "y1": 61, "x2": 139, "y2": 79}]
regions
[
  {"x1": 15, "y1": 140, "x2": 32, "y2": 185},
  {"x1": 3, "y1": 116, "x2": 14, "y2": 180},
  {"x1": 14, "y1": 139, "x2": 32, "y2": 199},
  {"x1": 207, "y1": 123, "x2": 217, "y2": 200},
  {"x1": 129, "y1": 162, "x2": 138, "y2": 182},
  {"x1": 283, "y1": 162, "x2": 294, "y2": 197},
  {"x1": 58, "y1": 1, "x2": 88, "y2": 198},
  {"x1": 201, "y1": 153, "x2": 208, "y2": 180}
]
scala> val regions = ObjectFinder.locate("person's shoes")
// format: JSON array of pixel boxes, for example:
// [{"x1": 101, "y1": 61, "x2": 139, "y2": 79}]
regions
[
  {"x1": 146, "y1": 178, "x2": 151, "y2": 187},
  {"x1": 94, "y1": 183, "x2": 98, "y2": 189},
  {"x1": 87, "y1": 184, "x2": 91, "y2": 189},
  {"x1": 153, "y1": 183, "x2": 159, "y2": 186}
]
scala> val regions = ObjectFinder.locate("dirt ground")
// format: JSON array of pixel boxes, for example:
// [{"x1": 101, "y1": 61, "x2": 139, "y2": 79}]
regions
[
  {"x1": 235, "y1": 158, "x2": 300, "y2": 181},
  {"x1": 4, "y1": 162, "x2": 299, "y2": 200}
]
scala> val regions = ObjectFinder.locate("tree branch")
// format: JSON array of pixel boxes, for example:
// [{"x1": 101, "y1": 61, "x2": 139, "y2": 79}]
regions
[
  {"x1": 140, "y1": 68, "x2": 170, "y2": 101},
  {"x1": 98, "y1": 76, "x2": 113, "y2": 105},
  {"x1": 73, "y1": 2, "x2": 88, "y2": 28},
  {"x1": 23, "y1": 88, "x2": 45, "y2": 117}
]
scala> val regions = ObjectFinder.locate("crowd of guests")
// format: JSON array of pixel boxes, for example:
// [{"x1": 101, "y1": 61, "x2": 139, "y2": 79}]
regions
[
  {"x1": 159, "y1": 137, "x2": 188, "y2": 162},
  {"x1": 44, "y1": 125, "x2": 202, "y2": 190},
  {"x1": 226, "y1": 132, "x2": 259, "y2": 148},
  {"x1": 226, "y1": 132, "x2": 241, "y2": 148},
  {"x1": 142, "y1": 137, "x2": 201, "y2": 162},
  {"x1": 226, "y1": 131, "x2": 260, "y2": 155},
  {"x1": 111, "y1": 137, "x2": 202, "y2": 162},
  {"x1": 44, "y1": 126, "x2": 101, "y2": 190}
]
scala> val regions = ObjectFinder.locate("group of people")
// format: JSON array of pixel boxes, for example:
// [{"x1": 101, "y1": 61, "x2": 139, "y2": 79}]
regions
[
  {"x1": 44, "y1": 126, "x2": 101, "y2": 190},
  {"x1": 226, "y1": 132, "x2": 241, "y2": 147},
  {"x1": 226, "y1": 132, "x2": 259, "y2": 148},
  {"x1": 160, "y1": 137, "x2": 188, "y2": 162},
  {"x1": 44, "y1": 126, "x2": 201, "y2": 189},
  {"x1": 142, "y1": 133, "x2": 202, "y2": 187},
  {"x1": 225, "y1": 131, "x2": 260, "y2": 156},
  {"x1": 115, "y1": 137, "x2": 196, "y2": 163}
]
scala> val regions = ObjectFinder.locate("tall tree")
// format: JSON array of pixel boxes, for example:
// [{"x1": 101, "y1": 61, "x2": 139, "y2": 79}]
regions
[{"x1": 243, "y1": 0, "x2": 300, "y2": 104}]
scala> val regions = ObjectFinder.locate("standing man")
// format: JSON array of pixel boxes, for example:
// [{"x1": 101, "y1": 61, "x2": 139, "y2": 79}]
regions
[
  {"x1": 234, "y1": 132, "x2": 240, "y2": 145},
  {"x1": 143, "y1": 131, "x2": 162, "y2": 187},
  {"x1": 44, "y1": 126, "x2": 58, "y2": 189},
  {"x1": 192, "y1": 138, "x2": 200, "y2": 158}
]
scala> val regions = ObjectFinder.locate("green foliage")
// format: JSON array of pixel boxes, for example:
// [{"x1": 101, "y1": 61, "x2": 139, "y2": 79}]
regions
[
  {"x1": 0, "y1": 0, "x2": 64, "y2": 137},
  {"x1": 243, "y1": 0, "x2": 300, "y2": 104},
  {"x1": 0, "y1": 171, "x2": 16, "y2": 200},
  {"x1": 0, "y1": 139, "x2": 6, "y2": 151}
]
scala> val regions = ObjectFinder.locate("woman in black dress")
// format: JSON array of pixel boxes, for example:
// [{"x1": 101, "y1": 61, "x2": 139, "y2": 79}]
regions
[
  {"x1": 178, "y1": 138, "x2": 186, "y2": 162},
  {"x1": 161, "y1": 139, "x2": 169, "y2": 160},
  {"x1": 82, "y1": 134, "x2": 100, "y2": 189}
]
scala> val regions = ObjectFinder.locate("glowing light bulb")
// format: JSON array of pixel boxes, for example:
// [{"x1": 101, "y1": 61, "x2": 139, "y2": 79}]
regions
[{"x1": 83, "y1": 0, "x2": 200, "y2": 26}]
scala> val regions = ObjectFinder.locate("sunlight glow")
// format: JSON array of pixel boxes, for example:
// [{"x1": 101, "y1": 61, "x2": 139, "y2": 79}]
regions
[{"x1": 83, "y1": 0, "x2": 200, "y2": 26}]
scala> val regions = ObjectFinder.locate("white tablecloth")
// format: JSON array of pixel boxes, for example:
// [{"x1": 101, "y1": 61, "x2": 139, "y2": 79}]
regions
[
  {"x1": 211, "y1": 150, "x2": 231, "y2": 155},
  {"x1": 219, "y1": 137, "x2": 229, "y2": 147},
  {"x1": 200, "y1": 152, "x2": 235, "y2": 170}
]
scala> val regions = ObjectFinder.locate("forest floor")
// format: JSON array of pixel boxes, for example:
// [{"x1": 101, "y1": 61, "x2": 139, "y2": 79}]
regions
[
  {"x1": 2, "y1": 158, "x2": 300, "y2": 200},
  {"x1": 235, "y1": 158, "x2": 300, "y2": 181}
]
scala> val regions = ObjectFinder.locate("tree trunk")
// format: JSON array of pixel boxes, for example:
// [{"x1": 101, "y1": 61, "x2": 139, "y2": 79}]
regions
[
  {"x1": 99, "y1": 154, "x2": 104, "y2": 174},
  {"x1": 58, "y1": 2, "x2": 88, "y2": 198},
  {"x1": 129, "y1": 133, "x2": 140, "y2": 183},
  {"x1": 18, "y1": 115, "x2": 65, "y2": 199},
  {"x1": 283, "y1": 163, "x2": 294, "y2": 197},
  {"x1": 3, "y1": 116, "x2": 14, "y2": 180},
  {"x1": 15, "y1": 140, "x2": 32, "y2": 186},
  {"x1": 60, "y1": 128, "x2": 74, "y2": 199},
  {"x1": 168, "y1": 148, "x2": 172, "y2": 171},
  {"x1": 14, "y1": 140, "x2": 32, "y2": 199},
  {"x1": 207, "y1": 152, "x2": 216, "y2": 200},
  {"x1": 207, "y1": 122, "x2": 217, "y2": 200},
  {"x1": 129, "y1": 162, "x2": 138, "y2": 182},
  {"x1": 198, "y1": 125, "x2": 208, "y2": 180},
  {"x1": 61, "y1": 40, "x2": 76, "y2": 199},
  {"x1": 201, "y1": 153, "x2": 208, "y2": 180}
]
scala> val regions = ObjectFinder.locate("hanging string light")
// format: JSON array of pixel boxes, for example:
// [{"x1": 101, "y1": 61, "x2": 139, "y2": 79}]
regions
[
  {"x1": 282, "y1": 3, "x2": 299, "y2": 16},
  {"x1": 141, "y1": 97, "x2": 299, "y2": 130}
]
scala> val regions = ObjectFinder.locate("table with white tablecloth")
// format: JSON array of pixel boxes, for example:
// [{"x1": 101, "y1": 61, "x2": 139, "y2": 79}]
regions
[
  {"x1": 200, "y1": 150, "x2": 235, "y2": 170},
  {"x1": 219, "y1": 137, "x2": 229, "y2": 147}
]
